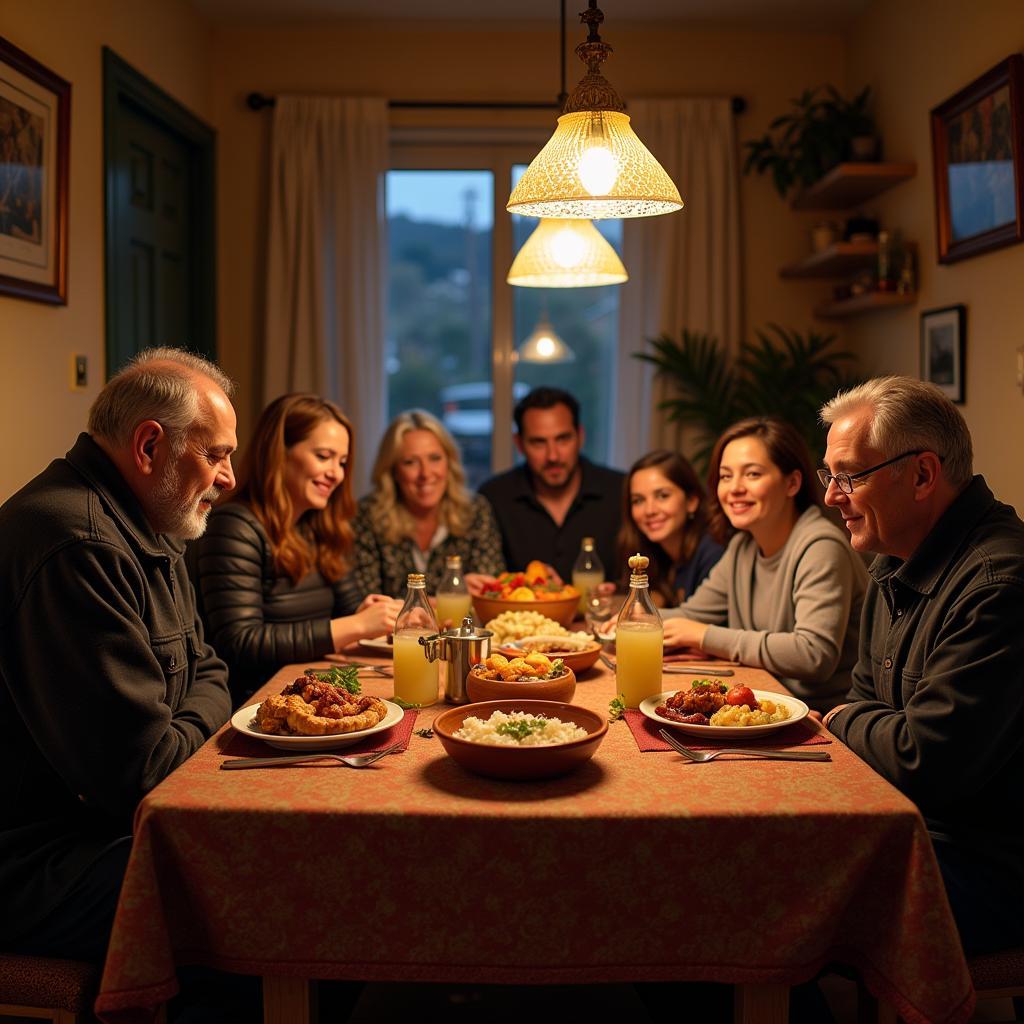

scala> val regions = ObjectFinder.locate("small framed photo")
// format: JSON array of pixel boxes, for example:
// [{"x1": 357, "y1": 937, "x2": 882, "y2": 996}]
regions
[
  {"x1": 930, "y1": 55, "x2": 1024, "y2": 264},
  {"x1": 0, "y1": 34, "x2": 71, "y2": 304},
  {"x1": 920, "y1": 305, "x2": 967, "y2": 403}
]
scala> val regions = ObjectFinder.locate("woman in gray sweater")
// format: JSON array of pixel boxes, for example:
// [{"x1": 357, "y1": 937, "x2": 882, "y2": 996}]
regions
[{"x1": 663, "y1": 417, "x2": 868, "y2": 711}]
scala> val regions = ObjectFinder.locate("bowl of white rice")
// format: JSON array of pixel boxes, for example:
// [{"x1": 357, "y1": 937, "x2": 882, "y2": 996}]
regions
[{"x1": 433, "y1": 700, "x2": 608, "y2": 780}]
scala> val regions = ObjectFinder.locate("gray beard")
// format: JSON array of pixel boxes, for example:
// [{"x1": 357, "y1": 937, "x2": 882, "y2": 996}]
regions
[{"x1": 151, "y1": 460, "x2": 219, "y2": 540}]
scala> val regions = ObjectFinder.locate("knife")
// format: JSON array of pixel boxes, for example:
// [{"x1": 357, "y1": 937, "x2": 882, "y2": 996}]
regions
[{"x1": 598, "y1": 653, "x2": 734, "y2": 677}]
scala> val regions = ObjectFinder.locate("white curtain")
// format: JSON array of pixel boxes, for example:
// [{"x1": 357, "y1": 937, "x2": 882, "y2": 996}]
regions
[
  {"x1": 612, "y1": 97, "x2": 741, "y2": 467},
  {"x1": 263, "y1": 96, "x2": 389, "y2": 495}
]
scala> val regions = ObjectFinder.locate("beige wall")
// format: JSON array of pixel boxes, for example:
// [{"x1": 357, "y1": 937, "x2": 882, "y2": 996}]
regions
[
  {"x1": 8, "y1": 4, "x2": 1022, "y2": 512},
  {"x1": 211, "y1": 19, "x2": 846, "y2": 448},
  {"x1": 844, "y1": 0, "x2": 1024, "y2": 511},
  {"x1": 0, "y1": 0, "x2": 211, "y2": 499}
]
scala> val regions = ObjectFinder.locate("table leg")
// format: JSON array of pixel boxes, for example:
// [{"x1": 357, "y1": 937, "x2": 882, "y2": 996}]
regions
[
  {"x1": 734, "y1": 982, "x2": 790, "y2": 1024},
  {"x1": 262, "y1": 974, "x2": 313, "y2": 1024}
]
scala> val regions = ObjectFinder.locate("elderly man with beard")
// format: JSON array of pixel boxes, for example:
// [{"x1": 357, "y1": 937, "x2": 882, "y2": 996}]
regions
[{"x1": 0, "y1": 347, "x2": 235, "y2": 964}]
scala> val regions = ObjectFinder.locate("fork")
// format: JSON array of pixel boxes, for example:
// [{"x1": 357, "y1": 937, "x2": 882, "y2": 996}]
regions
[
  {"x1": 599, "y1": 653, "x2": 734, "y2": 678},
  {"x1": 323, "y1": 656, "x2": 393, "y2": 677},
  {"x1": 220, "y1": 741, "x2": 405, "y2": 770},
  {"x1": 658, "y1": 728, "x2": 831, "y2": 763}
]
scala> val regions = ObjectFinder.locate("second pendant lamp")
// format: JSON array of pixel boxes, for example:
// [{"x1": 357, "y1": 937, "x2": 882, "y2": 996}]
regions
[{"x1": 507, "y1": 218, "x2": 627, "y2": 288}]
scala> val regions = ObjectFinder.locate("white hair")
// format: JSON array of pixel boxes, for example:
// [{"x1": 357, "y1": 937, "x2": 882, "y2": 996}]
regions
[
  {"x1": 88, "y1": 347, "x2": 234, "y2": 456},
  {"x1": 820, "y1": 376, "x2": 973, "y2": 487}
]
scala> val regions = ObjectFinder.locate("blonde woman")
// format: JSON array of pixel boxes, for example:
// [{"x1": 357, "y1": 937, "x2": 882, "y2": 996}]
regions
[{"x1": 353, "y1": 410, "x2": 505, "y2": 598}]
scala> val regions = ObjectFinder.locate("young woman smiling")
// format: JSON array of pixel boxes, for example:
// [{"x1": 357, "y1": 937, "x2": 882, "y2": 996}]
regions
[
  {"x1": 352, "y1": 410, "x2": 505, "y2": 598},
  {"x1": 615, "y1": 450, "x2": 724, "y2": 605},
  {"x1": 661, "y1": 417, "x2": 868, "y2": 711},
  {"x1": 196, "y1": 394, "x2": 401, "y2": 703}
]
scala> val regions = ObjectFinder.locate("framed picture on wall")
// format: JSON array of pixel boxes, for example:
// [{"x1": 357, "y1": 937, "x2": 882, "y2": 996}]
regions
[
  {"x1": 0, "y1": 34, "x2": 70, "y2": 304},
  {"x1": 920, "y1": 305, "x2": 966, "y2": 404},
  {"x1": 930, "y1": 54, "x2": 1024, "y2": 264}
]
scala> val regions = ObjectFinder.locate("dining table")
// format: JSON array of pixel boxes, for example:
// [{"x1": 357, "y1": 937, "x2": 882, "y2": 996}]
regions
[{"x1": 94, "y1": 649, "x2": 975, "y2": 1024}]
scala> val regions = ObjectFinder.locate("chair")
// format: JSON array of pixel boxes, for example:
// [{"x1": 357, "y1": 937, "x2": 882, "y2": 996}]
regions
[
  {"x1": 861, "y1": 947, "x2": 1024, "y2": 1023},
  {"x1": 0, "y1": 952, "x2": 99, "y2": 1023},
  {"x1": 968, "y1": 946, "x2": 1024, "y2": 1021}
]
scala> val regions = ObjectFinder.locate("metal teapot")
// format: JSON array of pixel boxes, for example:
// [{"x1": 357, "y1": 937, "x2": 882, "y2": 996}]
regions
[{"x1": 418, "y1": 616, "x2": 493, "y2": 704}]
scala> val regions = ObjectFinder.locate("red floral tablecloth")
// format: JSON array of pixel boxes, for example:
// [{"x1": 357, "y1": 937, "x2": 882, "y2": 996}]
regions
[{"x1": 96, "y1": 661, "x2": 974, "y2": 1024}]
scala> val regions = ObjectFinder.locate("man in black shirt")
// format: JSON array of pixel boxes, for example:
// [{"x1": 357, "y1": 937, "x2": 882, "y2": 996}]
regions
[{"x1": 479, "y1": 388, "x2": 624, "y2": 582}]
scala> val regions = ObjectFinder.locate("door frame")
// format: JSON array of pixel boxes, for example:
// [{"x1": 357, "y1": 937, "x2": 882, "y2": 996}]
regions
[{"x1": 102, "y1": 47, "x2": 216, "y2": 377}]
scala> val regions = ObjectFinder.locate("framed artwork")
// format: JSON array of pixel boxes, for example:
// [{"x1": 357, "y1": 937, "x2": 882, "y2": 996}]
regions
[
  {"x1": 0, "y1": 34, "x2": 70, "y2": 304},
  {"x1": 920, "y1": 305, "x2": 966, "y2": 404},
  {"x1": 930, "y1": 54, "x2": 1024, "y2": 264}
]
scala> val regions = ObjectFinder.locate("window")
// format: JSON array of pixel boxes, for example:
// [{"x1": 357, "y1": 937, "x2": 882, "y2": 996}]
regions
[{"x1": 385, "y1": 149, "x2": 621, "y2": 488}]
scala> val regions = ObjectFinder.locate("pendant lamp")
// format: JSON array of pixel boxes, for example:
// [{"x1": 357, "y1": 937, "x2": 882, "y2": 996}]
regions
[
  {"x1": 507, "y1": 218, "x2": 627, "y2": 288},
  {"x1": 517, "y1": 313, "x2": 576, "y2": 364},
  {"x1": 507, "y1": 1, "x2": 683, "y2": 220}
]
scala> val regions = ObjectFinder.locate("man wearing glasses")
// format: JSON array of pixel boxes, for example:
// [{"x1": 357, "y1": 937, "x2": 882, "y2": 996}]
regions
[{"x1": 818, "y1": 376, "x2": 1024, "y2": 957}]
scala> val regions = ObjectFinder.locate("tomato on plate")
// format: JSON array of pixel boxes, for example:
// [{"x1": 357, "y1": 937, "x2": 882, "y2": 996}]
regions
[{"x1": 726, "y1": 685, "x2": 758, "y2": 707}]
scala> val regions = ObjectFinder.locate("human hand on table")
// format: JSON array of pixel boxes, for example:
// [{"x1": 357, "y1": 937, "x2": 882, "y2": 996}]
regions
[
  {"x1": 331, "y1": 595, "x2": 402, "y2": 650},
  {"x1": 662, "y1": 617, "x2": 709, "y2": 651},
  {"x1": 465, "y1": 572, "x2": 494, "y2": 596}
]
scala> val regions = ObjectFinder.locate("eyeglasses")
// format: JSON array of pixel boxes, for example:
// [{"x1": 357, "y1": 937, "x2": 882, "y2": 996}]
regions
[{"x1": 816, "y1": 450, "x2": 926, "y2": 494}]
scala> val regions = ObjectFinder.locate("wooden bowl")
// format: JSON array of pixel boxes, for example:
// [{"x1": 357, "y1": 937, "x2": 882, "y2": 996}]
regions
[
  {"x1": 497, "y1": 634, "x2": 602, "y2": 675},
  {"x1": 472, "y1": 592, "x2": 580, "y2": 629},
  {"x1": 433, "y1": 699, "x2": 608, "y2": 780},
  {"x1": 466, "y1": 666, "x2": 577, "y2": 704}
]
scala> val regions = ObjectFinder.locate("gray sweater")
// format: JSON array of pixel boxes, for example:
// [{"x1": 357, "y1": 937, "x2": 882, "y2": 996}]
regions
[{"x1": 665, "y1": 506, "x2": 868, "y2": 710}]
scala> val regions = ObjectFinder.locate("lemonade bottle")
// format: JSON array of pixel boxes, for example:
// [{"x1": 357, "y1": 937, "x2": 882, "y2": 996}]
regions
[
  {"x1": 615, "y1": 553, "x2": 663, "y2": 708},
  {"x1": 572, "y1": 536, "x2": 605, "y2": 614},
  {"x1": 394, "y1": 573, "x2": 440, "y2": 707},
  {"x1": 435, "y1": 555, "x2": 473, "y2": 629}
]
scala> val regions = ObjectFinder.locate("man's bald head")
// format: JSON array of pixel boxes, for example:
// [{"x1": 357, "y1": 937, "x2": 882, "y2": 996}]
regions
[{"x1": 88, "y1": 347, "x2": 235, "y2": 457}]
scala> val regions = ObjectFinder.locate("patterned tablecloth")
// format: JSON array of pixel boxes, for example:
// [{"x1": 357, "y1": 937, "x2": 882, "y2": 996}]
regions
[{"x1": 95, "y1": 658, "x2": 974, "y2": 1024}]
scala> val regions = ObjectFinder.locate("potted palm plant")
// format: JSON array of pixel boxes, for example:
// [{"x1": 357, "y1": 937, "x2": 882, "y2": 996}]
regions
[
  {"x1": 634, "y1": 324, "x2": 861, "y2": 472},
  {"x1": 743, "y1": 86, "x2": 877, "y2": 199}
]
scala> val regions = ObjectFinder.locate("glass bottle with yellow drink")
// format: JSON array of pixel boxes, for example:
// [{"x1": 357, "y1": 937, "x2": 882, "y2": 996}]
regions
[
  {"x1": 394, "y1": 573, "x2": 440, "y2": 707},
  {"x1": 572, "y1": 536, "x2": 604, "y2": 614},
  {"x1": 615, "y1": 553, "x2": 663, "y2": 708},
  {"x1": 435, "y1": 555, "x2": 473, "y2": 629}
]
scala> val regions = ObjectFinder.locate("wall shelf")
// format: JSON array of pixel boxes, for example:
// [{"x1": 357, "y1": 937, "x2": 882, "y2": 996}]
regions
[
  {"x1": 791, "y1": 162, "x2": 917, "y2": 210},
  {"x1": 813, "y1": 291, "x2": 916, "y2": 319},
  {"x1": 780, "y1": 241, "x2": 879, "y2": 278}
]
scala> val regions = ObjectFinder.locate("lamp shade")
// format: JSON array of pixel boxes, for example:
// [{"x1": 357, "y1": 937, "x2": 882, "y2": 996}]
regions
[
  {"x1": 507, "y1": 110, "x2": 683, "y2": 220},
  {"x1": 507, "y1": 218, "x2": 628, "y2": 288},
  {"x1": 518, "y1": 316, "x2": 576, "y2": 363}
]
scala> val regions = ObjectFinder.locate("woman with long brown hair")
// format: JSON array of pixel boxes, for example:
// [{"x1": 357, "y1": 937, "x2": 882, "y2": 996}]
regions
[
  {"x1": 615, "y1": 450, "x2": 724, "y2": 605},
  {"x1": 662, "y1": 416, "x2": 868, "y2": 711},
  {"x1": 196, "y1": 394, "x2": 400, "y2": 702}
]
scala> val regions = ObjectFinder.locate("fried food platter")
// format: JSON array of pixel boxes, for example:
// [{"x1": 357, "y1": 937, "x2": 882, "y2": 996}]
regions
[{"x1": 231, "y1": 699, "x2": 404, "y2": 751}]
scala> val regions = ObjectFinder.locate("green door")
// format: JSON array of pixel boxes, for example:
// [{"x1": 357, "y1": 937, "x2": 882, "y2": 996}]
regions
[{"x1": 104, "y1": 49, "x2": 215, "y2": 377}]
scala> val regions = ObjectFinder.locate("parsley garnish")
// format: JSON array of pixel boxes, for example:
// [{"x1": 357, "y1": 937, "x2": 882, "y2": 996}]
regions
[
  {"x1": 496, "y1": 717, "x2": 549, "y2": 741},
  {"x1": 608, "y1": 694, "x2": 626, "y2": 721},
  {"x1": 306, "y1": 665, "x2": 361, "y2": 695},
  {"x1": 391, "y1": 697, "x2": 423, "y2": 710}
]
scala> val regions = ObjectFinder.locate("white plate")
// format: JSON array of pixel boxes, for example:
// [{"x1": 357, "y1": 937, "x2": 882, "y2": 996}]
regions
[
  {"x1": 639, "y1": 689, "x2": 808, "y2": 737},
  {"x1": 358, "y1": 635, "x2": 394, "y2": 652},
  {"x1": 230, "y1": 698, "x2": 404, "y2": 751}
]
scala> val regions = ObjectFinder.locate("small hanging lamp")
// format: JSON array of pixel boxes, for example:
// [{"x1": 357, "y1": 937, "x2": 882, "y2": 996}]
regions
[
  {"x1": 507, "y1": 218, "x2": 627, "y2": 288},
  {"x1": 517, "y1": 313, "x2": 576, "y2": 363},
  {"x1": 507, "y1": 1, "x2": 683, "y2": 220}
]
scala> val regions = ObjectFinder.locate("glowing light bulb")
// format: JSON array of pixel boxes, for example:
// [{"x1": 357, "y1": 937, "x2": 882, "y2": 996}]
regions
[
  {"x1": 550, "y1": 225, "x2": 589, "y2": 268},
  {"x1": 578, "y1": 145, "x2": 619, "y2": 196},
  {"x1": 535, "y1": 335, "x2": 556, "y2": 358}
]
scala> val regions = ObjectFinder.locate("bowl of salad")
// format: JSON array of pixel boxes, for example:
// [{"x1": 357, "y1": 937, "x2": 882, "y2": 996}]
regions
[{"x1": 472, "y1": 562, "x2": 580, "y2": 628}]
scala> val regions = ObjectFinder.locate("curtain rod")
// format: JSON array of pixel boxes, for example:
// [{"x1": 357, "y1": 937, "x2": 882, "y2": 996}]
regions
[{"x1": 245, "y1": 92, "x2": 748, "y2": 115}]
